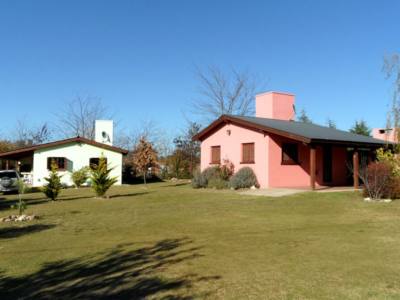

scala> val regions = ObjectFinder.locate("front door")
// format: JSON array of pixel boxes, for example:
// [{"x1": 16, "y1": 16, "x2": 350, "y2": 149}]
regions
[{"x1": 323, "y1": 146, "x2": 333, "y2": 183}]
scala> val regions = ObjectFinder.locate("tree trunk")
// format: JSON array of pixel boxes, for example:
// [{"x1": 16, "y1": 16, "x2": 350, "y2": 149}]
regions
[{"x1": 143, "y1": 173, "x2": 146, "y2": 185}]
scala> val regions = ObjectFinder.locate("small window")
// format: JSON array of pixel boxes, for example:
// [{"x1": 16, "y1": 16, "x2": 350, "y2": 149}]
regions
[
  {"x1": 210, "y1": 146, "x2": 221, "y2": 164},
  {"x1": 282, "y1": 143, "x2": 298, "y2": 165},
  {"x1": 90, "y1": 157, "x2": 107, "y2": 170},
  {"x1": 241, "y1": 143, "x2": 255, "y2": 164},
  {"x1": 47, "y1": 157, "x2": 67, "y2": 170}
]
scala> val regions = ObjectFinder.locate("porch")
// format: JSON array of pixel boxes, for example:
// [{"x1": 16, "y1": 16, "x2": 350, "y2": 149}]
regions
[
  {"x1": 0, "y1": 150, "x2": 34, "y2": 185},
  {"x1": 308, "y1": 143, "x2": 375, "y2": 191}
]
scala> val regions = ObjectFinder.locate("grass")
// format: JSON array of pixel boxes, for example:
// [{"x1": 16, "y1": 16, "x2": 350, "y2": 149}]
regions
[{"x1": 1, "y1": 182, "x2": 400, "y2": 299}]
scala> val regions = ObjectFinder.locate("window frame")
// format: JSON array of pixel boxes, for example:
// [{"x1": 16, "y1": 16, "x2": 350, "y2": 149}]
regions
[
  {"x1": 47, "y1": 157, "x2": 67, "y2": 171},
  {"x1": 241, "y1": 142, "x2": 255, "y2": 164},
  {"x1": 281, "y1": 143, "x2": 299, "y2": 165},
  {"x1": 210, "y1": 146, "x2": 221, "y2": 165}
]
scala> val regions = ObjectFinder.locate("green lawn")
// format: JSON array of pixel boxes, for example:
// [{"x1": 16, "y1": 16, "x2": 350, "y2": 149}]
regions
[{"x1": 1, "y1": 182, "x2": 400, "y2": 299}]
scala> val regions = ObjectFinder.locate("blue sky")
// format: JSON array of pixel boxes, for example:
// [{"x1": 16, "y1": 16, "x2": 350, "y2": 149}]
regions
[{"x1": 0, "y1": 0, "x2": 399, "y2": 139}]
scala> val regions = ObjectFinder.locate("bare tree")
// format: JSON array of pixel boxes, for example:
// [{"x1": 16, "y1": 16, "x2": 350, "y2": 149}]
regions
[
  {"x1": 115, "y1": 120, "x2": 173, "y2": 157},
  {"x1": 57, "y1": 96, "x2": 111, "y2": 139},
  {"x1": 192, "y1": 65, "x2": 265, "y2": 121},
  {"x1": 14, "y1": 119, "x2": 52, "y2": 147},
  {"x1": 383, "y1": 54, "x2": 400, "y2": 144}
]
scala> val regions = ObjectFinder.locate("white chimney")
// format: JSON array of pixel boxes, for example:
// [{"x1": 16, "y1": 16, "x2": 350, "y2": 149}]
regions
[{"x1": 95, "y1": 120, "x2": 113, "y2": 145}]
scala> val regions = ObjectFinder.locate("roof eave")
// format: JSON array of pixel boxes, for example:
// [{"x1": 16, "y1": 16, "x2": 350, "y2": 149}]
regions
[
  {"x1": 0, "y1": 137, "x2": 128, "y2": 158},
  {"x1": 310, "y1": 138, "x2": 392, "y2": 147},
  {"x1": 193, "y1": 115, "x2": 311, "y2": 143}
]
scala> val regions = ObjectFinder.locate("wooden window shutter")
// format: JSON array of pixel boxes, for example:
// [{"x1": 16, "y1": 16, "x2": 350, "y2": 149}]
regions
[
  {"x1": 242, "y1": 143, "x2": 255, "y2": 163},
  {"x1": 211, "y1": 146, "x2": 221, "y2": 164}
]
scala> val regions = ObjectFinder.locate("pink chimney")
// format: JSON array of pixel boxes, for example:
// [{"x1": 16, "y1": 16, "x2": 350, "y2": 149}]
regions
[{"x1": 255, "y1": 91, "x2": 295, "y2": 121}]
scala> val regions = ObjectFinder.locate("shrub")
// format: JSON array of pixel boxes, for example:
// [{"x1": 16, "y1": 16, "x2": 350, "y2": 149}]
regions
[
  {"x1": 362, "y1": 162, "x2": 393, "y2": 199},
  {"x1": 229, "y1": 167, "x2": 259, "y2": 190},
  {"x1": 208, "y1": 176, "x2": 228, "y2": 189},
  {"x1": 220, "y1": 159, "x2": 234, "y2": 180},
  {"x1": 388, "y1": 176, "x2": 400, "y2": 199},
  {"x1": 71, "y1": 167, "x2": 89, "y2": 188},
  {"x1": 90, "y1": 156, "x2": 118, "y2": 198},
  {"x1": 376, "y1": 148, "x2": 400, "y2": 176},
  {"x1": 192, "y1": 169, "x2": 207, "y2": 188},
  {"x1": 192, "y1": 164, "x2": 235, "y2": 189},
  {"x1": 202, "y1": 166, "x2": 221, "y2": 182},
  {"x1": 11, "y1": 179, "x2": 27, "y2": 215},
  {"x1": 42, "y1": 161, "x2": 63, "y2": 201}
]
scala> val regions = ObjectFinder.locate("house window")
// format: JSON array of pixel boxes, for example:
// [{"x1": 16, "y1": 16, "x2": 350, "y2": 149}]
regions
[
  {"x1": 210, "y1": 146, "x2": 221, "y2": 164},
  {"x1": 47, "y1": 157, "x2": 67, "y2": 170},
  {"x1": 89, "y1": 157, "x2": 107, "y2": 170},
  {"x1": 241, "y1": 143, "x2": 255, "y2": 164},
  {"x1": 282, "y1": 143, "x2": 299, "y2": 165}
]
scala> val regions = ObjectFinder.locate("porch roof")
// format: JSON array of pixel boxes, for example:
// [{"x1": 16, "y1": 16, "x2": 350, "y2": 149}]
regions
[
  {"x1": 193, "y1": 115, "x2": 393, "y2": 147},
  {"x1": 0, "y1": 136, "x2": 128, "y2": 160}
]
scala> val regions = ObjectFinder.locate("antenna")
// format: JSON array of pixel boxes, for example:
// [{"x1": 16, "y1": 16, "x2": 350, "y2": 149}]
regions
[{"x1": 291, "y1": 104, "x2": 296, "y2": 121}]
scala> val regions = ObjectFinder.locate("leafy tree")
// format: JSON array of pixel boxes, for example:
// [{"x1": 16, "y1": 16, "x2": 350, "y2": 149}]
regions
[
  {"x1": 42, "y1": 161, "x2": 63, "y2": 201},
  {"x1": 132, "y1": 138, "x2": 158, "y2": 184},
  {"x1": 349, "y1": 120, "x2": 371, "y2": 136},
  {"x1": 71, "y1": 167, "x2": 89, "y2": 188},
  {"x1": 297, "y1": 109, "x2": 312, "y2": 123},
  {"x1": 170, "y1": 122, "x2": 201, "y2": 178},
  {"x1": 326, "y1": 118, "x2": 337, "y2": 129},
  {"x1": 0, "y1": 140, "x2": 16, "y2": 153},
  {"x1": 11, "y1": 179, "x2": 28, "y2": 216},
  {"x1": 90, "y1": 156, "x2": 117, "y2": 198}
]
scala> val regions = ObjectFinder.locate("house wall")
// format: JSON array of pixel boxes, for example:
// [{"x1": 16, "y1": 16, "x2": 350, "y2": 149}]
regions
[
  {"x1": 200, "y1": 123, "x2": 269, "y2": 188},
  {"x1": 32, "y1": 142, "x2": 123, "y2": 187},
  {"x1": 200, "y1": 125, "x2": 350, "y2": 188}
]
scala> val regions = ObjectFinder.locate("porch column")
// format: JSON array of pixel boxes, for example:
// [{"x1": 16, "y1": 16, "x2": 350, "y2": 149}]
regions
[
  {"x1": 353, "y1": 149, "x2": 359, "y2": 189},
  {"x1": 5, "y1": 160, "x2": 9, "y2": 170},
  {"x1": 310, "y1": 145, "x2": 316, "y2": 190}
]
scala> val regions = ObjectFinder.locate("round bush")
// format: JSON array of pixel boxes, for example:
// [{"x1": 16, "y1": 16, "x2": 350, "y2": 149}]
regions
[
  {"x1": 229, "y1": 167, "x2": 259, "y2": 190},
  {"x1": 201, "y1": 166, "x2": 221, "y2": 181},
  {"x1": 192, "y1": 170, "x2": 207, "y2": 188}
]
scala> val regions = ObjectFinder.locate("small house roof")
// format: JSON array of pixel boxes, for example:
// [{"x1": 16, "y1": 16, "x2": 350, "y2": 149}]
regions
[
  {"x1": 193, "y1": 115, "x2": 392, "y2": 147},
  {"x1": 0, "y1": 136, "x2": 128, "y2": 159}
]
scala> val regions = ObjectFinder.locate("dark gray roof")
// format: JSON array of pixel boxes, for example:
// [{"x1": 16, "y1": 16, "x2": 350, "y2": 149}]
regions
[{"x1": 230, "y1": 115, "x2": 390, "y2": 146}]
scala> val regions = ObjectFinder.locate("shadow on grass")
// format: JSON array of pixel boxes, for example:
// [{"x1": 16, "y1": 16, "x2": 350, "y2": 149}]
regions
[
  {"x1": 0, "y1": 198, "x2": 50, "y2": 211},
  {"x1": 0, "y1": 191, "x2": 153, "y2": 211},
  {"x1": 109, "y1": 191, "x2": 153, "y2": 199},
  {"x1": 0, "y1": 238, "x2": 219, "y2": 299},
  {"x1": 161, "y1": 182, "x2": 190, "y2": 188},
  {"x1": 0, "y1": 224, "x2": 56, "y2": 239},
  {"x1": 60, "y1": 191, "x2": 153, "y2": 201}
]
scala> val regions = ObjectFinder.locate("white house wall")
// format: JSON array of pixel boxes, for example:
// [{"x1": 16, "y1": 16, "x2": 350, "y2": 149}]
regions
[{"x1": 32, "y1": 142, "x2": 123, "y2": 187}]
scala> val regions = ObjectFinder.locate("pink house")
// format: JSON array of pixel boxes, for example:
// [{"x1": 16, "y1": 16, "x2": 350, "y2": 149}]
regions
[{"x1": 194, "y1": 91, "x2": 390, "y2": 189}]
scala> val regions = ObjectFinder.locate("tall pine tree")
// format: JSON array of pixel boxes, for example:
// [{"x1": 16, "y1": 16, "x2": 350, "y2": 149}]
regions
[
  {"x1": 42, "y1": 161, "x2": 63, "y2": 201},
  {"x1": 90, "y1": 156, "x2": 117, "y2": 198}
]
